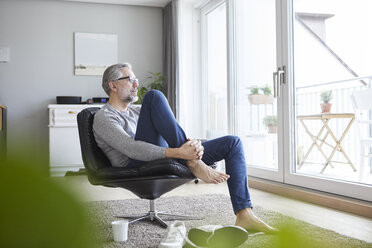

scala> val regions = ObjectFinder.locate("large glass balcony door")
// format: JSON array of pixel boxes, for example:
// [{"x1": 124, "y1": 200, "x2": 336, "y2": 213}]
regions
[
  {"x1": 285, "y1": 0, "x2": 372, "y2": 201},
  {"x1": 234, "y1": 0, "x2": 283, "y2": 181}
]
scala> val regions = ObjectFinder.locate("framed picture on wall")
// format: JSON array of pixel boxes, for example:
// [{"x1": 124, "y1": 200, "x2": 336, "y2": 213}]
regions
[{"x1": 74, "y1": 32, "x2": 118, "y2": 76}]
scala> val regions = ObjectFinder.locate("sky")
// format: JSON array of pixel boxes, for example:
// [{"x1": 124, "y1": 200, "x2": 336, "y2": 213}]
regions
[{"x1": 294, "y1": 0, "x2": 372, "y2": 77}]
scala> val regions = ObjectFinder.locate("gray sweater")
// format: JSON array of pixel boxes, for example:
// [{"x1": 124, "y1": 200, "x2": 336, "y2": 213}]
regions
[{"x1": 92, "y1": 103, "x2": 166, "y2": 167}]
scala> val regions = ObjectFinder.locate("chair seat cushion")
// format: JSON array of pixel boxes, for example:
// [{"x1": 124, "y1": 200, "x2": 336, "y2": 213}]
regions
[
  {"x1": 361, "y1": 138, "x2": 372, "y2": 145},
  {"x1": 92, "y1": 158, "x2": 195, "y2": 181}
]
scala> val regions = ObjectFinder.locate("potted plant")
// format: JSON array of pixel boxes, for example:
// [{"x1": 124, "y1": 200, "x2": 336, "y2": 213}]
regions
[
  {"x1": 263, "y1": 115, "x2": 278, "y2": 133},
  {"x1": 261, "y1": 85, "x2": 272, "y2": 96},
  {"x1": 320, "y1": 90, "x2": 332, "y2": 113},
  {"x1": 135, "y1": 86, "x2": 148, "y2": 104},
  {"x1": 248, "y1": 84, "x2": 274, "y2": 105},
  {"x1": 135, "y1": 72, "x2": 164, "y2": 104}
]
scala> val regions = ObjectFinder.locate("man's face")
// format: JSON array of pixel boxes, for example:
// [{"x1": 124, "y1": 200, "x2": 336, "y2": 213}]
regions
[{"x1": 113, "y1": 67, "x2": 139, "y2": 103}]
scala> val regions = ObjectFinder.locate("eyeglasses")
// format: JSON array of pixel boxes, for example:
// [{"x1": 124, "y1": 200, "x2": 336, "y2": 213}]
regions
[{"x1": 115, "y1": 76, "x2": 139, "y2": 84}]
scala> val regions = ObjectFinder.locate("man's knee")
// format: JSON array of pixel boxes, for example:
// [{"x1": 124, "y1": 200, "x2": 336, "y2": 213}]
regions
[
  {"x1": 225, "y1": 135, "x2": 241, "y2": 144},
  {"x1": 146, "y1": 89, "x2": 164, "y2": 98},
  {"x1": 143, "y1": 89, "x2": 166, "y2": 104},
  {"x1": 217, "y1": 135, "x2": 243, "y2": 158},
  {"x1": 221, "y1": 135, "x2": 242, "y2": 149}
]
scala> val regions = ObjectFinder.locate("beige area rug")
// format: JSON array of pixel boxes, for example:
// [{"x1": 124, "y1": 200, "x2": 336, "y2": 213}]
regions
[{"x1": 85, "y1": 194, "x2": 372, "y2": 248}]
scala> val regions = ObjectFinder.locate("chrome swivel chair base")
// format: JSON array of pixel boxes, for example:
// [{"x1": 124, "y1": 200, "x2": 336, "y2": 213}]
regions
[{"x1": 115, "y1": 199, "x2": 202, "y2": 228}]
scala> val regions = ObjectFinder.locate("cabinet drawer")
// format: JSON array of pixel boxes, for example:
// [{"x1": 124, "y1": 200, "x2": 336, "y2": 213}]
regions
[
  {"x1": 48, "y1": 104, "x2": 103, "y2": 127},
  {"x1": 50, "y1": 108, "x2": 79, "y2": 126}
]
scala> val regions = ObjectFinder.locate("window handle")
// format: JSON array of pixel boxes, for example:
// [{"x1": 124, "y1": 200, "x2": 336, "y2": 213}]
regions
[{"x1": 273, "y1": 66, "x2": 286, "y2": 98}]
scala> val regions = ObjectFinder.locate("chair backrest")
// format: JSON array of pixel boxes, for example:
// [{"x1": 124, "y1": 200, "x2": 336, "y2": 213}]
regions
[
  {"x1": 77, "y1": 107, "x2": 112, "y2": 176},
  {"x1": 351, "y1": 88, "x2": 372, "y2": 110},
  {"x1": 350, "y1": 89, "x2": 372, "y2": 140}
]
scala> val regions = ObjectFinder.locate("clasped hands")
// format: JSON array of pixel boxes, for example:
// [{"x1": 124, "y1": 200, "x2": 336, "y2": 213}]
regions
[{"x1": 179, "y1": 138, "x2": 204, "y2": 160}]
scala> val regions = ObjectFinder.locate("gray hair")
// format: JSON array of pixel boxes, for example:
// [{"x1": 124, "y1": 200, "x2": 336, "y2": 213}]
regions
[{"x1": 102, "y1": 63, "x2": 132, "y2": 96}]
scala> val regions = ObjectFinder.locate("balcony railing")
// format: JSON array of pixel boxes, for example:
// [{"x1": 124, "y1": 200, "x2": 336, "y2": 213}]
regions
[{"x1": 244, "y1": 76, "x2": 372, "y2": 176}]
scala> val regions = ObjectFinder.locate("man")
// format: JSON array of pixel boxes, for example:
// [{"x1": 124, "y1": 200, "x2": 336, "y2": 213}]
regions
[{"x1": 93, "y1": 63, "x2": 277, "y2": 233}]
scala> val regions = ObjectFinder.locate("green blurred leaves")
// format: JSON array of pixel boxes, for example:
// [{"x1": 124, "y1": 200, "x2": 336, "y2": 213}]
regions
[
  {"x1": 271, "y1": 223, "x2": 326, "y2": 248},
  {"x1": 0, "y1": 152, "x2": 97, "y2": 248},
  {"x1": 135, "y1": 72, "x2": 165, "y2": 104}
]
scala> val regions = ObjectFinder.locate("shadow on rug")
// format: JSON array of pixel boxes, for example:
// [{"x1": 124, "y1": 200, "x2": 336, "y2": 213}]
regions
[{"x1": 84, "y1": 194, "x2": 371, "y2": 248}]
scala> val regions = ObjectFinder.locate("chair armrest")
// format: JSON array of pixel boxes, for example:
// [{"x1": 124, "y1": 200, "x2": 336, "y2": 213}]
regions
[{"x1": 358, "y1": 120, "x2": 372, "y2": 124}]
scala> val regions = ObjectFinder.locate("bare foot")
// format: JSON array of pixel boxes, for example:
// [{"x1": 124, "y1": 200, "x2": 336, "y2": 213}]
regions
[
  {"x1": 235, "y1": 208, "x2": 278, "y2": 234},
  {"x1": 187, "y1": 160, "x2": 230, "y2": 184}
]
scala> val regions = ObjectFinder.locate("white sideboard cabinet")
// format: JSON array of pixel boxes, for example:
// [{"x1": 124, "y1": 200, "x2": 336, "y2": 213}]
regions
[{"x1": 48, "y1": 104, "x2": 103, "y2": 176}]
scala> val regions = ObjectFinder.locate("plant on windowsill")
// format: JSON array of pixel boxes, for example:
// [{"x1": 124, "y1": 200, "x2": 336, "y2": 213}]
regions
[
  {"x1": 248, "y1": 84, "x2": 274, "y2": 105},
  {"x1": 135, "y1": 72, "x2": 165, "y2": 104},
  {"x1": 320, "y1": 90, "x2": 333, "y2": 113},
  {"x1": 263, "y1": 115, "x2": 278, "y2": 133}
]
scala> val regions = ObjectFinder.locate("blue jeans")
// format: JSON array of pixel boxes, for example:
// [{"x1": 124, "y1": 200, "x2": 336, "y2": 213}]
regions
[{"x1": 129, "y1": 90, "x2": 253, "y2": 213}]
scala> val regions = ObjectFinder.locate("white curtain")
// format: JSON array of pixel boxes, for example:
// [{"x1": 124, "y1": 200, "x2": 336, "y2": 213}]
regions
[{"x1": 178, "y1": 0, "x2": 204, "y2": 138}]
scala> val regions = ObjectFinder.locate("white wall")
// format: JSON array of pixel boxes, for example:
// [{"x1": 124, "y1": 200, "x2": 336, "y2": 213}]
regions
[{"x1": 0, "y1": 0, "x2": 163, "y2": 169}]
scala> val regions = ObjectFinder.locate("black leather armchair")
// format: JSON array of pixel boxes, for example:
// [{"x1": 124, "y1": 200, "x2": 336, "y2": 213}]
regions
[{"x1": 77, "y1": 107, "x2": 198, "y2": 228}]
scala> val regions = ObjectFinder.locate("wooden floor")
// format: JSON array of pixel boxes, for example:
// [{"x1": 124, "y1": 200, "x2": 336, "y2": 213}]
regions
[{"x1": 52, "y1": 175, "x2": 372, "y2": 244}]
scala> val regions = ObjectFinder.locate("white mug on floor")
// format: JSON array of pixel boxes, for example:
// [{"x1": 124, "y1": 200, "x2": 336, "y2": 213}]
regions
[{"x1": 112, "y1": 220, "x2": 129, "y2": 242}]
